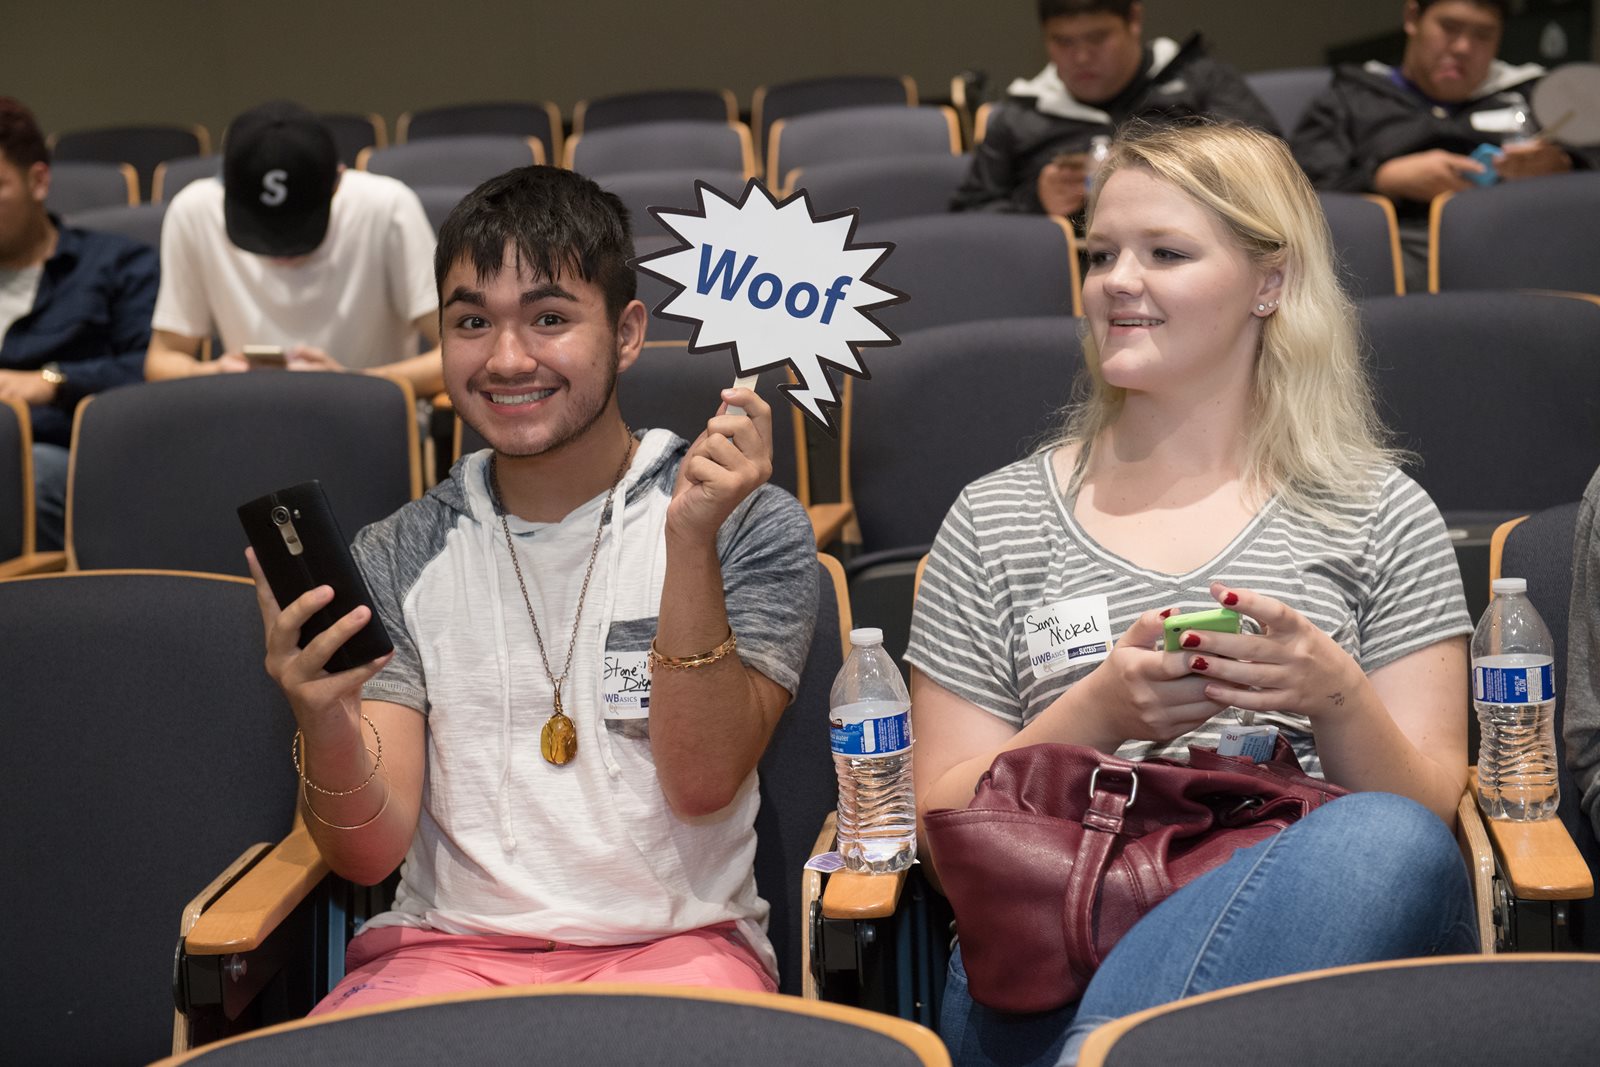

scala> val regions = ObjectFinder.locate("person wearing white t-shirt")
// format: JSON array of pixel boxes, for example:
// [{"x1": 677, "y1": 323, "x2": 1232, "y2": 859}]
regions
[
  {"x1": 243, "y1": 165, "x2": 817, "y2": 1014},
  {"x1": 145, "y1": 101, "x2": 442, "y2": 395}
]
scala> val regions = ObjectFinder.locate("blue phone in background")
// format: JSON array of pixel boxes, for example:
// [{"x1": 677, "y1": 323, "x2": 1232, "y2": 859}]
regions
[{"x1": 1468, "y1": 143, "x2": 1503, "y2": 186}]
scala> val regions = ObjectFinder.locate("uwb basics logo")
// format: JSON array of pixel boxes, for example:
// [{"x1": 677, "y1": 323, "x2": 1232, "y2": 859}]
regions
[{"x1": 632, "y1": 179, "x2": 906, "y2": 434}]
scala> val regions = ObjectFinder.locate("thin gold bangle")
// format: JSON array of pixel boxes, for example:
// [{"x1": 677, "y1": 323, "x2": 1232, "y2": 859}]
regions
[
  {"x1": 301, "y1": 774, "x2": 391, "y2": 831},
  {"x1": 648, "y1": 629, "x2": 737, "y2": 671},
  {"x1": 293, "y1": 713, "x2": 383, "y2": 796}
]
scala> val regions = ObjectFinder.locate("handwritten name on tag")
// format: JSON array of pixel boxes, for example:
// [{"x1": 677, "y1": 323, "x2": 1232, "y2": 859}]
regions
[
  {"x1": 1025, "y1": 594, "x2": 1112, "y2": 678},
  {"x1": 602, "y1": 651, "x2": 652, "y2": 720}
]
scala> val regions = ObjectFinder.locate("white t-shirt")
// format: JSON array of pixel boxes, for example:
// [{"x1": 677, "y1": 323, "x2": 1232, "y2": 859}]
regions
[
  {"x1": 0, "y1": 264, "x2": 43, "y2": 345},
  {"x1": 151, "y1": 171, "x2": 437, "y2": 369},
  {"x1": 352, "y1": 431, "x2": 819, "y2": 977}
]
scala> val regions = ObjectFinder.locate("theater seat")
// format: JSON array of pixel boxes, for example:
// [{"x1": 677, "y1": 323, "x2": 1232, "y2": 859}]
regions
[
  {"x1": 157, "y1": 983, "x2": 949, "y2": 1066},
  {"x1": 1077, "y1": 955, "x2": 1599, "y2": 1066},
  {"x1": 66, "y1": 374, "x2": 421, "y2": 575},
  {"x1": 0, "y1": 572, "x2": 302, "y2": 1063},
  {"x1": 173, "y1": 556, "x2": 853, "y2": 1047},
  {"x1": 1429, "y1": 171, "x2": 1600, "y2": 294}
]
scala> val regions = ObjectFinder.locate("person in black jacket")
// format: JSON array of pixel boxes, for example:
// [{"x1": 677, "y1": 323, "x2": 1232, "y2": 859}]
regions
[
  {"x1": 952, "y1": 0, "x2": 1278, "y2": 217},
  {"x1": 0, "y1": 98, "x2": 158, "y2": 552},
  {"x1": 1291, "y1": 0, "x2": 1592, "y2": 289}
]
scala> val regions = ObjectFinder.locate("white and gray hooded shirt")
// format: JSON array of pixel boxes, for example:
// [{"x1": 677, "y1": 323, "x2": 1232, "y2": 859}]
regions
[{"x1": 352, "y1": 428, "x2": 817, "y2": 977}]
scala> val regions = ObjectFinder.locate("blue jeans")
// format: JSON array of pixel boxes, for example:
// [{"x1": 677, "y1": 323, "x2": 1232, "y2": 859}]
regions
[
  {"x1": 937, "y1": 792, "x2": 1479, "y2": 1067},
  {"x1": 32, "y1": 442, "x2": 69, "y2": 553}
]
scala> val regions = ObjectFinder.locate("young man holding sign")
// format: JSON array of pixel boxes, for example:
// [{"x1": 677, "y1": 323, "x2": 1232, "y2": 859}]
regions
[{"x1": 246, "y1": 166, "x2": 817, "y2": 1011}]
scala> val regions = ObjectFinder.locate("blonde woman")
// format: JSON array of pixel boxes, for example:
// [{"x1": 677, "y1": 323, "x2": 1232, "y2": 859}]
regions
[{"x1": 906, "y1": 123, "x2": 1476, "y2": 1067}]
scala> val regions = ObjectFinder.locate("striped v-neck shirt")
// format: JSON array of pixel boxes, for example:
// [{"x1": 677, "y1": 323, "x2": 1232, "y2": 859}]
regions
[{"x1": 905, "y1": 452, "x2": 1472, "y2": 774}]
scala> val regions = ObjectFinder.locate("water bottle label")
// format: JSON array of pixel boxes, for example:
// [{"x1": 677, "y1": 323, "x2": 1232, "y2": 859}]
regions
[
  {"x1": 1473, "y1": 663, "x2": 1554, "y2": 703},
  {"x1": 1025, "y1": 594, "x2": 1111, "y2": 678},
  {"x1": 830, "y1": 708, "x2": 912, "y2": 756}
]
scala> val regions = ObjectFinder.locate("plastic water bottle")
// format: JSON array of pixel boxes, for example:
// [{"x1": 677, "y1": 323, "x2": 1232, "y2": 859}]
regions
[
  {"x1": 1085, "y1": 134, "x2": 1113, "y2": 195},
  {"x1": 830, "y1": 628, "x2": 916, "y2": 873},
  {"x1": 1472, "y1": 578, "x2": 1559, "y2": 821}
]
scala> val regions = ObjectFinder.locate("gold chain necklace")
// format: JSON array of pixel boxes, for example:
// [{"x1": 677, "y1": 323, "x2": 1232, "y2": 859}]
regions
[{"x1": 491, "y1": 432, "x2": 634, "y2": 765}]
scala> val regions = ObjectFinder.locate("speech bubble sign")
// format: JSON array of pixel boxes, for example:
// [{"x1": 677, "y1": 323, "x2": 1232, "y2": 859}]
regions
[{"x1": 631, "y1": 178, "x2": 906, "y2": 433}]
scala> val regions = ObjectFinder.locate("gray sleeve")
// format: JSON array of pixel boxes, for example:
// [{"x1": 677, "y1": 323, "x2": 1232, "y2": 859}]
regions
[
  {"x1": 1357, "y1": 471, "x2": 1475, "y2": 672},
  {"x1": 716, "y1": 484, "x2": 817, "y2": 696},
  {"x1": 353, "y1": 518, "x2": 430, "y2": 714},
  {"x1": 1565, "y1": 467, "x2": 1600, "y2": 845},
  {"x1": 904, "y1": 492, "x2": 1023, "y2": 726}
]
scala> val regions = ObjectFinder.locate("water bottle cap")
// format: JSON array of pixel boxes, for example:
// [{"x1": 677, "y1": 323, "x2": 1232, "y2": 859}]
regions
[
  {"x1": 1492, "y1": 577, "x2": 1527, "y2": 595},
  {"x1": 849, "y1": 627, "x2": 885, "y2": 647}
]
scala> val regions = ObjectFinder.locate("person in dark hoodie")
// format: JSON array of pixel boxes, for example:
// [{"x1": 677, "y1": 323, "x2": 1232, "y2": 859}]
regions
[
  {"x1": 952, "y1": 0, "x2": 1278, "y2": 217},
  {"x1": 1291, "y1": 0, "x2": 1593, "y2": 289}
]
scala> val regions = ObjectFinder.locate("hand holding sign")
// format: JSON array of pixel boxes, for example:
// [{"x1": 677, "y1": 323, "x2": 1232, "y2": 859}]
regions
[
  {"x1": 633, "y1": 179, "x2": 905, "y2": 433},
  {"x1": 666, "y1": 383, "x2": 774, "y2": 547}
]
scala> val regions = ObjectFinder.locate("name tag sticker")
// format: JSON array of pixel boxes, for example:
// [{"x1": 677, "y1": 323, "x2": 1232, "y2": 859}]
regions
[
  {"x1": 1025, "y1": 594, "x2": 1112, "y2": 678},
  {"x1": 602, "y1": 651, "x2": 652, "y2": 720}
]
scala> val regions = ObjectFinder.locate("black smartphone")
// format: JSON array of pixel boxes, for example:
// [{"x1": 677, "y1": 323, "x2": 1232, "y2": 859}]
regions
[{"x1": 237, "y1": 480, "x2": 393, "y2": 673}]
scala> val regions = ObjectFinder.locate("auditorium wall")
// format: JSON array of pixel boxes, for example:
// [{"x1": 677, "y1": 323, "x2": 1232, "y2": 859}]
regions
[{"x1": 14, "y1": 0, "x2": 1423, "y2": 139}]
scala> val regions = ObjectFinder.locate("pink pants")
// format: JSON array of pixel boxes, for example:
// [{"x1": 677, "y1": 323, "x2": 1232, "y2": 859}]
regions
[{"x1": 309, "y1": 922, "x2": 776, "y2": 1017}]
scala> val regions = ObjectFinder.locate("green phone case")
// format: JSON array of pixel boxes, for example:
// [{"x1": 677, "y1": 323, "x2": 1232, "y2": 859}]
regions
[{"x1": 1163, "y1": 607, "x2": 1241, "y2": 652}]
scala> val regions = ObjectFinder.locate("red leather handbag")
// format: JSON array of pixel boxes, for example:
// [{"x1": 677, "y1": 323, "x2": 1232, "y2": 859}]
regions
[{"x1": 922, "y1": 737, "x2": 1347, "y2": 1013}]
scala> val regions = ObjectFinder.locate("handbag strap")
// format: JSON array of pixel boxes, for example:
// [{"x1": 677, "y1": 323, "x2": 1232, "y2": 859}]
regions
[{"x1": 1061, "y1": 760, "x2": 1136, "y2": 984}]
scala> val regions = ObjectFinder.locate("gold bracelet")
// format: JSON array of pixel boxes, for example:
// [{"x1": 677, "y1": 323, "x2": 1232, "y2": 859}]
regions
[
  {"x1": 293, "y1": 712, "x2": 383, "y2": 796},
  {"x1": 301, "y1": 773, "x2": 391, "y2": 831},
  {"x1": 648, "y1": 628, "x2": 738, "y2": 671}
]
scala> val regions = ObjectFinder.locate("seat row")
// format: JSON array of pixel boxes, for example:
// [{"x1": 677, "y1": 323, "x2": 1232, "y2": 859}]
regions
[
  {"x1": 47, "y1": 101, "x2": 964, "y2": 218},
  {"x1": 4, "y1": 305, "x2": 1597, "y2": 1060},
  {"x1": 46, "y1": 75, "x2": 924, "y2": 200},
  {"x1": 55, "y1": 147, "x2": 1600, "y2": 315},
  {"x1": 3, "y1": 550, "x2": 1591, "y2": 1061},
  {"x1": 6, "y1": 290, "x2": 1598, "y2": 607}
]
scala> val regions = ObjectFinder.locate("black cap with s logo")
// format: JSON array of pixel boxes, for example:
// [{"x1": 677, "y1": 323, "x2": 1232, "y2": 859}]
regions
[{"x1": 222, "y1": 101, "x2": 339, "y2": 257}]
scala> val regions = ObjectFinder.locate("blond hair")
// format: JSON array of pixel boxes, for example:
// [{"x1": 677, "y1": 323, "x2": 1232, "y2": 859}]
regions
[{"x1": 1059, "y1": 122, "x2": 1396, "y2": 519}]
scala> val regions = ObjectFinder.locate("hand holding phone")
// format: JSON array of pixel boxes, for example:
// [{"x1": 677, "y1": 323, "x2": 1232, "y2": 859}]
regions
[
  {"x1": 1162, "y1": 607, "x2": 1242, "y2": 652},
  {"x1": 242, "y1": 344, "x2": 287, "y2": 370},
  {"x1": 238, "y1": 481, "x2": 393, "y2": 673}
]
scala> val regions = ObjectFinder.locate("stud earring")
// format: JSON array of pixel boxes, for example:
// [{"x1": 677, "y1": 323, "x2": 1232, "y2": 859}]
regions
[{"x1": 1256, "y1": 303, "x2": 1267, "y2": 312}]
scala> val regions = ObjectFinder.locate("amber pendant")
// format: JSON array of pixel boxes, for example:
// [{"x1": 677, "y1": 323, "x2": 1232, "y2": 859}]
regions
[{"x1": 541, "y1": 708, "x2": 578, "y2": 765}]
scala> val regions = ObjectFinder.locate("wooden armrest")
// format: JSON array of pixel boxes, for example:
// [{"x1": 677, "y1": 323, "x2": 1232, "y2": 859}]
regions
[
  {"x1": 803, "y1": 809, "x2": 911, "y2": 921},
  {"x1": 1455, "y1": 791, "x2": 1496, "y2": 952},
  {"x1": 822, "y1": 867, "x2": 909, "y2": 920},
  {"x1": 808, "y1": 809, "x2": 912, "y2": 921},
  {"x1": 800, "y1": 812, "x2": 837, "y2": 999},
  {"x1": 184, "y1": 820, "x2": 331, "y2": 954},
  {"x1": 0, "y1": 551, "x2": 68, "y2": 577},
  {"x1": 1469, "y1": 771, "x2": 1595, "y2": 900},
  {"x1": 807, "y1": 502, "x2": 853, "y2": 548},
  {"x1": 431, "y1": 391, "x2": 452, "y2": 409}
]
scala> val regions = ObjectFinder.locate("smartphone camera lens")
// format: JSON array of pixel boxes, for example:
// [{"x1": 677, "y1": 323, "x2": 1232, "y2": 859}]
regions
[{"x1": 270, "y1": 506, "x2": 291, "y2": 526}]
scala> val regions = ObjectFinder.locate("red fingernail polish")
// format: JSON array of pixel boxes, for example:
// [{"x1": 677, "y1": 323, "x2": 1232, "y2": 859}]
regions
[
  {"x1": 1159, "y1": 608, "x2": 1174, "y2": 619},
  {"x1": 1222, "y1": 592, "x2": 1239, "y2": 606},
  {"x1": 1182, "y1": 632, "x2": 1201, "y2": 648},
  {"x1": 1191, "y1": 657, "x2": 1209, "y2": 671}
]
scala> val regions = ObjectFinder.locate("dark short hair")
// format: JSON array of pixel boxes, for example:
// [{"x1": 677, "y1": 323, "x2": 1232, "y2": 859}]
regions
[
  {"x1": 1413, "y1": 0, "x2": 1507, "y2": 20},
  {"x1": 1038, "y1": 0, "x2": 1136, "y2": 22},
  {"x1": 0, "y1": 98, "x2": 49, "y2": 170},
  {"x1": 433, "y1": 166, "x2": 637, "y2": 320}
]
